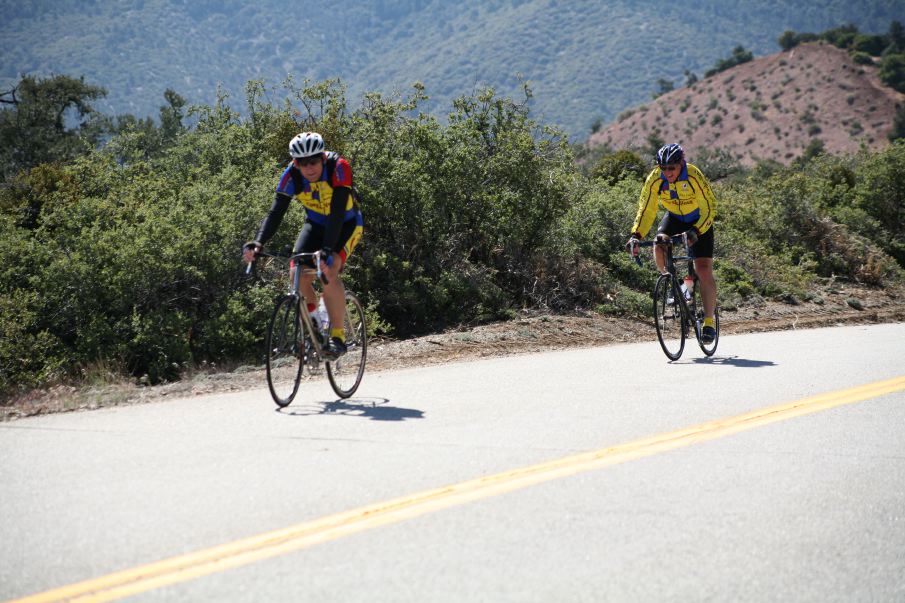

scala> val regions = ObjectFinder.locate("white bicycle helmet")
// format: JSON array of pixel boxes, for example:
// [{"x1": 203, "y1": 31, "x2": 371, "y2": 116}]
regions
[
  {"x1": 288, "y1": 131, "x2": 325, "y2": 158},
  {"x1": 656, "y1": 142, "x2": 684, "y2": 166}
]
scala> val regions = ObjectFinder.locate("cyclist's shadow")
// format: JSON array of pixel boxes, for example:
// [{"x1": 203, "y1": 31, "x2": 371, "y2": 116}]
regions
[
  {"x1": 691, "y1": 355, "x2": 776, "y2": 367},
  {"x1": 277, "y1": 397, "x2": 425, "y2": 421}
]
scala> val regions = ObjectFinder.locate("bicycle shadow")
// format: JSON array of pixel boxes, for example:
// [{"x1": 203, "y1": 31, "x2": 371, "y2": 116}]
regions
[
  {"x1": 690, "y1": 355, "x2": 777, "y2": 368},
  {"x1": 277, "y1": 397, "x2": 425, "y2": 421}
]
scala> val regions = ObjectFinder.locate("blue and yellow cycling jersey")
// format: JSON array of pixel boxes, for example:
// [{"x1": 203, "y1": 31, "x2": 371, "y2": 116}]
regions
[
  {"x1": 253, "y1": 151, "x2": 363, "y2": 253},
  {"x1": 276, "y1": 152, "x2": 360, "y2": 227},
  {"x1": 631, "y1": 162, "x2": 716, "y2": 238}
]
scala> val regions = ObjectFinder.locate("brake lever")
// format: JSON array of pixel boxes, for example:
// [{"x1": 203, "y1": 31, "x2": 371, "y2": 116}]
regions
[{"x1": 315, "y1": 250, "x2": 330, "y2": 286}]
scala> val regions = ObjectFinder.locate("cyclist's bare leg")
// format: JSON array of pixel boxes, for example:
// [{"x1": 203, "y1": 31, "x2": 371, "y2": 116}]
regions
[
  {"x1": 693, "y1": 257, "x2": 717, "y2": 319},
  {"x1": 654, "y1": 244, "x2": 669, "y2": 275},
  {"x1": 293, "y1": 265, "x2": 318, "y2": 314},
  {"x1": 320, "y1": 252, "x2": 347, "y2": 333}
]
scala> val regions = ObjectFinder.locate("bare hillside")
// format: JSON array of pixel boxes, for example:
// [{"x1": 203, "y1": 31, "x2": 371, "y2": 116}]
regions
[{"x1": 588, "y1": 42, "x2": 904, "y2": 166}]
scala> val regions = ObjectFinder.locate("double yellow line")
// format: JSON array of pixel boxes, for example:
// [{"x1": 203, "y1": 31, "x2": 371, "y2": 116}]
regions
[{"x1": 12, "y1": 375, "x2": 905, "y2": 603}]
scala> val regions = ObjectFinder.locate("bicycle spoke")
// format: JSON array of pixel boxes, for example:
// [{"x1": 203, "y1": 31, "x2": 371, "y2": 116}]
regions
[
  {"x1": 654, "y1": 275, "x2": 685, "y2": 361},
  {"x1": 266, "y1": 295, "x2": 305, "y2": 407},
  {"x1": 327, "y1": 293, "x2": 368, "y2": 398},
  {"x1": 693, "y1": 282, "x2": 720, "y2": 356}
]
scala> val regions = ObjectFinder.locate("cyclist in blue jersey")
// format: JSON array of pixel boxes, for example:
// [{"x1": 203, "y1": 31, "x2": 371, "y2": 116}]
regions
[{"x1": 244, "y1": 132, "x2": 364, "y2": 359}]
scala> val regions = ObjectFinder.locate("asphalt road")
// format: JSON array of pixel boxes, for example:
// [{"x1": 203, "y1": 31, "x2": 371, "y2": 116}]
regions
[{"x1": 2, "y1": 323, "x2": 904, "y2": 602}]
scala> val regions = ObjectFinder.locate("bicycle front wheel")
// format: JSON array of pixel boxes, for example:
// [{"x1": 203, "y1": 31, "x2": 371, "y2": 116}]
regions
[
  {"x1": 326, "y1": 292, "x2": 367, "y2": 398},
  {"x1": 265, "y1": 295, "x2": 305, "y2": 407},
  {"x1": 653, "y1": 274, "x2": 686, "y2": 361},
  {"x1": 692, "y1": 285, "x2": 720, "y2": 356}
]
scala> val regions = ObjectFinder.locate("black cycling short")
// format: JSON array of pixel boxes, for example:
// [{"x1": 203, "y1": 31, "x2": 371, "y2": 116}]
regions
[
  {"x1": 293, "y1": 219, "x2": 362, "y2": 268},
  {"x1": 657, "y1": 213, "x2": 714, "y2": 258}
]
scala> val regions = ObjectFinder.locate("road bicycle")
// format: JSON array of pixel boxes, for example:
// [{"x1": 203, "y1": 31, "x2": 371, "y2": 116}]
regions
[
  {"x1": 248, "y1": 249, "x2": 367, "y2": 407},
  {"x1": 631, "y1": 233, "x2": 719, "y2": 360}
]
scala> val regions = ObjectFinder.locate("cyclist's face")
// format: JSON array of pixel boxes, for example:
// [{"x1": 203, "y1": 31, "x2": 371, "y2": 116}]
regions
[
  {"x1": 660, "y1": 163, "x2": 681, "y2": 183},
  {"x1": 295, "y1": 155, "x2": 323, "y2": 181}
]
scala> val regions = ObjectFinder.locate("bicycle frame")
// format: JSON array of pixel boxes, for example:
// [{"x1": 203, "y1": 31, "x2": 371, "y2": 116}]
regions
[
  {"x1": 631, "y1": 232, "x2": 717, "y2": 359},
  {"x1": 634, "y1": 233, "x2": 698, "y2": 311},
  {"x1": 249, "y1": 249, "x2": 331, "y2": 361},
  {"x1": 665, "y1": 235, "x2": 699, "y2": 324}
]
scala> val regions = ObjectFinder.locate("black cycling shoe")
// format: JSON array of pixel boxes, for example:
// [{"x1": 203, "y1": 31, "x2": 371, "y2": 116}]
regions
[
  {"x1": 701, "y1": 326, "x2": 716, "y2": 344},
  {"x1": 323, "y1": 337, "x2": 347, "y2": 360}
]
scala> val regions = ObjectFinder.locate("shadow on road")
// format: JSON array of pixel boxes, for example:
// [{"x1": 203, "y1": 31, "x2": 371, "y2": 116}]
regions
[
  {"x1": 691, "y1": 355, "x2": 777, "y2": 368},
  {"x1": 277, "y1": 397, "x2": 425, "y2": 421}
]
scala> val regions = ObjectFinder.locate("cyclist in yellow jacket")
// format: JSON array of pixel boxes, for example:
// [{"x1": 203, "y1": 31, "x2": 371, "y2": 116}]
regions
[{"x1": 626, "y1": 143, "x2": 717, "y2": 343}]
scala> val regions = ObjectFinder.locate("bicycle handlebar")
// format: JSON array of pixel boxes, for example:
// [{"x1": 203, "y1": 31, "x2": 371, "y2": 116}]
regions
[
  {"x1": 245, "y1": 249, "x2": 329, "y2": 285},
  {"x1": 628, "y1": 233, "x2": 690, "y2": 266}
]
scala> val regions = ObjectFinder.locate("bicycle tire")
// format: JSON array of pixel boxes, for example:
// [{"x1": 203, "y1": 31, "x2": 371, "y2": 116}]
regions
[
  {"x1": 265, "y1": 295, "x2": 305, "y2": 407},
  {"x1": 653, "y1": 274, "x2": 686, "y2": 361},
  {"x1": 326, "y1": 292, "x2": 368, "y2": 398},
  {"x1": 692, "y1": 284, "x2": 720, "y2": 356}
]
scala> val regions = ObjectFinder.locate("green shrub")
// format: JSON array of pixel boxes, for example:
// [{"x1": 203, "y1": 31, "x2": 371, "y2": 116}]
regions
[
  {"x1": 879, "y1": 53, "x2": 905, "y2": 92},
  {"x1": 704, "y1": 45, "x2": 754, "y2": 78},
  {"x1": 852, "y1": 34, "x2": 887, "y2": 56},
  {"x1": 890, "y1": 105, "x2": 905, "y2": 141},
  {"x1": 595, "y1": 285, "x2": 649, "y2": 318},
  {"x1": 2, "y1": 72, "x2": 905, "y2": 396},
  {"x1": 590, "y1": 149, "x2": 647, "y2": 185},
  {"x1": 850, "y1": 51, "x2": 874, "y2": 65}
]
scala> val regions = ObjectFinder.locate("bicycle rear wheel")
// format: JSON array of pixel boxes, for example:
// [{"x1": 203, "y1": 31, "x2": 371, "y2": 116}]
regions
[
  {"x1": 326, "y1": 292, "x2": 368, "y2": 398},
  {"x1": 653, "y1": 274, "x2": 686, "y2": 361},
  {"x1": 692, "y1": 284, "x2": 720, "y2": 356},
  {"x1": 265, "y1": 295, "x2": 305, "y2": 407}
]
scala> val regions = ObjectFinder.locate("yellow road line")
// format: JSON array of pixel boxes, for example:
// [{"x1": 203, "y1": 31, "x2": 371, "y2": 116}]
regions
[{"x1": 11, "y1": 375, "x2": 905, "y2": 603}]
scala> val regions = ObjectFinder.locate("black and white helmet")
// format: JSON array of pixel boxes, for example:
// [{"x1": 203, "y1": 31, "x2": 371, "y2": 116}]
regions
[
  {"x1": 288, "y1": 132, "x2": 325, "y2": 158},
  {"x1": 656, "y1": 143, "x2": 684, "y2": 166}
]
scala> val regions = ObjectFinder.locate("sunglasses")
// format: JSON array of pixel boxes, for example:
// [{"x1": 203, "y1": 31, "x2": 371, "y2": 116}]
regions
[
  {"x1": 295, "y1": 155, "x2": 322, "y2": 167},
  {"x1": 659, "y1": 163, "x2": 680, "y2": 171}
]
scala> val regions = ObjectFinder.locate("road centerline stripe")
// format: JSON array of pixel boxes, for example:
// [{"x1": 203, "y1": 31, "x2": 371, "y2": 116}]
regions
[{"x1": 11, "y1": 375, "x2": 905, "y2": 603}]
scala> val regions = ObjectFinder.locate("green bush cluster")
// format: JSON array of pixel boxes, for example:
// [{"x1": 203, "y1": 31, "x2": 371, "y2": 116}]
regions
[
  {"x1": 717, "y1": 145, "x2": 905, "y2": 300},
  {"x1": 704, "y1": 45, "x2": 754, "y2": 78},
  {"x1": 778, "y1": 21, "x2": 905, "y2": 93},
  {"x1": 2, "y1": 75, "x2": 904, "y2": 397}
]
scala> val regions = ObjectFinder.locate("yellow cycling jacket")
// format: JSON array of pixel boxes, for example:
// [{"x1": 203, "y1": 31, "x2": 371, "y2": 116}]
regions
[{"x1": 631, "y1": 162, "x2": 716, "y2": 238}]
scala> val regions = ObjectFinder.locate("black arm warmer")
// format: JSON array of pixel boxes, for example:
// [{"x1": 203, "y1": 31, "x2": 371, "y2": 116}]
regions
[
  {"x1": 253, "y1": 193, "x2": 292, "y2": 245},
  {"x1": 322, "y1": 187, "x2": 350, "y2": 251}
]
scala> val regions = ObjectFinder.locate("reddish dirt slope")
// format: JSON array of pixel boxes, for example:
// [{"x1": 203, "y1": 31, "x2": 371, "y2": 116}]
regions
[{"x1": 587, "y1": 42, "x2": 904, "y2": 166}]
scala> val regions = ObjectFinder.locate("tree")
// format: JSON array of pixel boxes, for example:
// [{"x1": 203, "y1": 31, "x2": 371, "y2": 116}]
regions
[
  {"x1": 704, "y1": 45, "x2": 754, "y2": 77},
  {"x1": 159, "y1": 89, "x2": 187, "y2": 143},
  {"x1": 778, "y1": 30, "x2": 798, "y2": 51},
  {"x1": 890, "y1": 21, "x2": 905, "y2": 52},
  {"x1": 822, "y1": 23, "x2": 859, "y2": 48},
  {"x1": 651, "y1": 78, "x2": 674, "y2": 99},
  {"x1": 879, "y1": 54, "x2": 905, "y2": 93},
  {"x1": 104, "y1": 88, "x2": 187, "y2": 163},
  {"x1": 590, "y1": 149, "x2": 647, "y2": 184},
  {"x1": 683, "y1": 69, "x2": 699, "y2": 87},
  {"x1": 0, "y1": 74, "x2": 108, "y2": 182},
  {"x1": 645, "y1": 131, "x2": 664, "y2": 158},
  {"x1": 852, "y1": 34, "x2": 887, "y2": 56},
  {"x1": 890, "y1": 105, "x2": 905, "y2": 142},
  {"x1": 799, "y1": 138, "x2": 825, "y2": 164}
]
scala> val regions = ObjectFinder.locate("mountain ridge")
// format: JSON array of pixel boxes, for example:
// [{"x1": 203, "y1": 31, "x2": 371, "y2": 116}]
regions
[
  {"x1": 1, "y1": 0, "x2": 901, "y2": 138},
  {"x1": 587, "y1": 42, "x2": 904, "y2": 165}
]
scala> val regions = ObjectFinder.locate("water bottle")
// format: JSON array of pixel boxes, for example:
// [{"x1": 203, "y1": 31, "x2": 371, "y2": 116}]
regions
[
  {"x1": 316, "y1": 297, "x2": 330, "y2": 338},
  {"x1": 682, "y1": 276, "x2": 694, "y2": 300}
]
